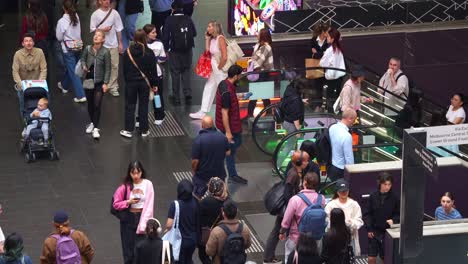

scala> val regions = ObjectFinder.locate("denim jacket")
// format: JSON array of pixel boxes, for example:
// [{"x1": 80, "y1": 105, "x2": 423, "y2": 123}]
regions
[{"x1": 80, "y1": 45, "x2": 111, "y2": 84}]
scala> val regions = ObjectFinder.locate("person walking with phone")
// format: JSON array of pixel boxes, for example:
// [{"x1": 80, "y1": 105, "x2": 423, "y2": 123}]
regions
[
  {"x1": 189, "y1": 20, "x2": 227, "y2": 119},
  {"x1": 112, "y1": 161, "x2": 155, "y2": 264},
  {"x1": 120, "y1": 30, "x2": 158, "y2": 138},
  {"x1": 90, "y1": 0, "x2": 124, "y2": 97}
]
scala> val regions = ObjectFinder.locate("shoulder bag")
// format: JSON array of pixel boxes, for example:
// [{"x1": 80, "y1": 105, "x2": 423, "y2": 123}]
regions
[
  {"x1": 162, "y1": 200, "x2": 182, "y2": 261},
  {"x1": 96, "y1": 8, "x2": 113, "y2": 29},
  {"x1": 221, "y1": 36, "x2": 244, "y2": 72},
  {"x1": 200, "y1": 214, "x2": 220, "y2": 245},
  {"x1": 127, "y1": 48, "x2": 155, "y2": 100},
  {"x1": 110, "y1": 184, "x2": 132, "y2": 222}
]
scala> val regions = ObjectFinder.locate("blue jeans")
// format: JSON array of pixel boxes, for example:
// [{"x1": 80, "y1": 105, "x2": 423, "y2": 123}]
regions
[
  {"x1": 225, "y1": 133, "x2": 242, "y2": 177},
  {"x1": 118, "y1": 0, "x2": 139, "y2": 51},
  {"x1": 62, "y1": 51, "x2": 85, "y2": 99}
]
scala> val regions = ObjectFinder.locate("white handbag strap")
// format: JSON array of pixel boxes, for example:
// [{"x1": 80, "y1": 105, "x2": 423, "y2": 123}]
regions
[
  {"x1": 174, "y1": 200, "x2": 180, "y2": 230},
  {"x1": 162, "y1": 240, "x2": 171, "y2": 264}
]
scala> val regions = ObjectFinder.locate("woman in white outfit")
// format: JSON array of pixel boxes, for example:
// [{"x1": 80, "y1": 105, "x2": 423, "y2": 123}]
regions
[
  {"x1": 324, "y1": 178, "x2": 363, "y2": 256},
  {"x1": 190, "y1": 21, "x2": 228, "y2": 120}
]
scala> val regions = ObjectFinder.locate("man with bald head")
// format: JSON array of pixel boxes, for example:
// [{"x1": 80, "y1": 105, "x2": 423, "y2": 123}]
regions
[
  {"x1": 328, "y1": 109, "x2": 357, "y2": 181},
  {"x1": 191, "y1": 116, "x2": 230, "y2": 199}
]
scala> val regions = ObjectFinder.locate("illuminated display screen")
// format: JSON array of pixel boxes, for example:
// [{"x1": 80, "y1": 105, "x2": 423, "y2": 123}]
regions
[{"x1": 231, "y1": 0, "x2": 301, "y2": 36}]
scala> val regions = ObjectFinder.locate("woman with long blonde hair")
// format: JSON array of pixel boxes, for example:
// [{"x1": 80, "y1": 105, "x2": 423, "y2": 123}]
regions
[{"x1": 190, "y1": 20, "x2": 228, "y2": 120}]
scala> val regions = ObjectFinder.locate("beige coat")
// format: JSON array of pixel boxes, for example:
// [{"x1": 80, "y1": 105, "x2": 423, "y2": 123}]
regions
[
  {"x1": 12, "y1": 47, "x2": 47, "y2": 89},
  {"x1": 205, "y1": 219, "x2": 252, "y2": 264}
]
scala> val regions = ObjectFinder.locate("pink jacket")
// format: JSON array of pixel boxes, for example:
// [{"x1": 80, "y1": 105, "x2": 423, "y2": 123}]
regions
[
  {"x1": 113, "y1": 179, "x2": 154, "y2": 234},
  {"x1": 281, "y1": 189, "x2": 326, "y2": 243}
]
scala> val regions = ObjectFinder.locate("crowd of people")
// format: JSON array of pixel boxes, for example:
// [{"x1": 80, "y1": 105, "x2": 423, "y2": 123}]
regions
[{"x1": 4, "y1": 0, "x2": 467, "y2": 263}]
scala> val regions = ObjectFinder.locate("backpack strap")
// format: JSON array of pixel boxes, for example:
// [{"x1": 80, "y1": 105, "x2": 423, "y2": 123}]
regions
[
  {"x1": 313, "y1": 194, "x2": 323, "y2": 207},
  {"x1": 236, "y1": 222, "x2": 244, "y2": 234},
  {"x1": 297, "y1": 193, "x2": 312, "y2": 206},
  {"x1": 219, "y1": 223, "x2": 232, "y2": 236},
  {"x1": 395, "y1": 72, "x2": 405, "y2": 82}
]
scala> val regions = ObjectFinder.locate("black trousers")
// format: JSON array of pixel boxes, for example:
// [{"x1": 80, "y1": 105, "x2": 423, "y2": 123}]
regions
[
  {"x1": 169, "y1": 50, "x2": 193, "y2": 100},
  {"x1": 151, "y1": 9, "x2": 172, "y2": 37},
  {"x1": 327, "y1": 164, "x2": 344, "y2": 182},
  {"x1": 85, "y1": 82, "x2": 104, "y2": 128},
  {"x1": 325, "y1": 77, "x2": 343, "y2": 112},
  {"x1": 125, "y1": 80, "x2": 149, "y2": 132},
  {"x1": 198, "y1": 244, "x2": 211, "y2": 264},
  {"x1": 179, "y1": 239, "x2": 196, "y2": 264},
  {"x1": 153, "y1": 77, "x2": 165, "y2": 120},
  {"x1": 120, "y1": 212, "x2": 144, "y2": 264},
  {"x1": 263, "y1": 215, "x2": 283, "y2": 261},
  {"x1": 247, "y1": 99, "x2": 271, "y2": 117}
]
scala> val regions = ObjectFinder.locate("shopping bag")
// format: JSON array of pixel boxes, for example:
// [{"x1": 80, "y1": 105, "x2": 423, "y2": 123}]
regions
[
  {"x1": 195, "y1": 51, "x2": 212, "y2": 78},
  {"x1": 162, "y1": 201, "x2": 182, "y2": 261},
  {"x1": 305, "y1": 58, "x2": 324, "y2": 79}
]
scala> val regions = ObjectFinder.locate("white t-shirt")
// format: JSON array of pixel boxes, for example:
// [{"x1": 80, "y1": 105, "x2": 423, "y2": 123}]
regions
[
  {"x1": 446, "y1": 105, "x2": 466, "y2": 124},
  {"x1": 147, "y1": 40, "x2": 166, "y2": 77},
  {"x1": 320, "y1": 46, "x2": 346, "y2": 80},
  {"x1": 90, "y1": 8, "x2": 124, "y2": 48},
  {"x1": 56, "y1": 14, "x2": 82, "y2": 53},
  {"x1": 130, "y1": 180, "x2": 148, "y2": 209}
]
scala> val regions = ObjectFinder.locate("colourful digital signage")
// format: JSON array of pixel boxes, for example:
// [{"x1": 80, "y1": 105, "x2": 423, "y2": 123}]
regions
[{"x1": 231, "y1": 0, "x2": 301, "y2": 36}]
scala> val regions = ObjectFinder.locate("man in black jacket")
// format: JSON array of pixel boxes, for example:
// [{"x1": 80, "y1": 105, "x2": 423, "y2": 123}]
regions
[
  {"x1": 163, "y1": 1, "x2": 197, "y2": 105},
  {"x1": 364, "y1": 172, "x2": 400, "y2": 264}
]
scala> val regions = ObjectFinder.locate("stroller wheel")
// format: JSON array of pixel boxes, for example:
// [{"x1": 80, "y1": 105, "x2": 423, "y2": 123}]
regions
[
  {"x1": 54, "y1": 151, "x2": 60, "y2": 160},
  {"x1": 31, "y1": 153, "x2": 37, "y2": 161},
  {"x1": 18, "y1": 141, "x2": 25, "y2": 153},
  {"x1": 49, "y1": 151, "x2": 54, "y2": 161}
]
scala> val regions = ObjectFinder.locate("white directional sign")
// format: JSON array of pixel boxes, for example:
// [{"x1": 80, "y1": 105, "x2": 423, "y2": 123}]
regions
[{"x1": 425, "y1": 124, "x2": 468, "y2": 147}]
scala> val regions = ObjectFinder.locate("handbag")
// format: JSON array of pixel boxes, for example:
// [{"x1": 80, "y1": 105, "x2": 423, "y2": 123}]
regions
[
  {"x1": 200, "y1": 214, "x2": 220, "y2": 245},
  {"x1": 305, "y1": 58, "x2": 324, "y2": 79},
  {"x1": 246, "y1": 59, "x2": 259, "y2": 82},
  {"x1": 64, "y1": 40, "x2": 84, "y2": 52},
  {"x1": 264, "y1": 181, "x2": 287, "y2": 216},
  {"x1": 83, "y1": 79, "x2": 95, "y2": 90},
  {"x1": 161, "y1": 240, "x2": 171, "y2": 264},
  {"x1": 195, "y1": 51, "x2": 212, "y2": 78},
  {"x1": 110, "y1": 185, "x2": 132, "y2": 222},
  {"x1": 222, "y1": 37, "x2": 244, "y2": 72},
  {"x1": 163, "y1": 201, "x2": 182, "y2": 261}
]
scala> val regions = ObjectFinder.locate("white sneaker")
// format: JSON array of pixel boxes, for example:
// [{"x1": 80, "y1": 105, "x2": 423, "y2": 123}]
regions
[
  {"x1": 189, "y1": 111, "x2": 205, "y2": 120},
  {"x1": 120, "y1": 130, "x2": 133, "y2": 138},
  {"x1": 74, "y1": 97, "x2": 87, "y2": 103},
  {"x1": 92, "y1": 128, "x2": 100, "y2": 139},
  {"x1": 85, "y1": 123, "x2": 94, "y2": 134},
  {"x1": 57, "y1": 82, "x2": 68, "y2": 93},
  {"x1": 154, "y1": 119, "x2": 163, "y2": 125},
  {"x1": 141, "y1": 131, "x2": 150, "y2": 137},
  {"x1": 135, "y1": 122, "x2": 140, "y2": 128}
]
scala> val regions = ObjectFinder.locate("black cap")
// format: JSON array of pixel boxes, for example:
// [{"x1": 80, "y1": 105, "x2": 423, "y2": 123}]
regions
[
  {"x1": 335, "y1": 178, "x2": 350, "y2": 192},
  {"x1": 53, "y1": 210, "x2": 69, "y2": 224},
  {"x1": 351, "y1": 65, "x2": 366, "y2": 78}
]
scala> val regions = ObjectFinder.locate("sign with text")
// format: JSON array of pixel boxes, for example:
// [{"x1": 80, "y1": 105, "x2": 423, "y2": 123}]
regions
[
  {"x1": 425, "y1": 124, "x2": 468, "y2": 147},
  {"x1": 414, "y1": 142, "x2": 438, "y2": 177}
]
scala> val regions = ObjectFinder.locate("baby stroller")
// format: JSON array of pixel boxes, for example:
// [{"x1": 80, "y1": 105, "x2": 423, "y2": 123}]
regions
[{"x1": 19, "y1": 80, "x2": 59, "y2": 163}]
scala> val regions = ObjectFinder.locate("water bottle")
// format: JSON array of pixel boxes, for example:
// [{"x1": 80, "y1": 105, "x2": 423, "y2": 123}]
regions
[{"x1": 154, "y1": 94, "x2": 162, "y2": 108}]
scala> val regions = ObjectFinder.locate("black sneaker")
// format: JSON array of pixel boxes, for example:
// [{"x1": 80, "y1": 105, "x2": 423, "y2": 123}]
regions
[{"x1": 228, "y1": 175, "x2": 248, "y2": 184}]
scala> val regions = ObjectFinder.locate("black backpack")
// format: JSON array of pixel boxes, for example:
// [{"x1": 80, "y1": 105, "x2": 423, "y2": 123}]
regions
[
  {"x1": 220, "y1": 223, "x2": 246, "y2": 264},
  {"x1": 172, "y1": 15, "x2": 194, "y2": 52},
  {"x1": 273, "y1": 95, "x2": 300, "y2": 124},
  {"x1": 314, "y1": 124, "x2": 334, "y2": 165},
  {"x1": 395, "y1": 73, "x2": 415, "y2": 98}
]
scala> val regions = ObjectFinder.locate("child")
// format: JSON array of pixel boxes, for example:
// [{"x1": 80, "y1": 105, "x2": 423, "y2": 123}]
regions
[{"x1": 24, "y1": 98, "x2": 51, "y2": 143}]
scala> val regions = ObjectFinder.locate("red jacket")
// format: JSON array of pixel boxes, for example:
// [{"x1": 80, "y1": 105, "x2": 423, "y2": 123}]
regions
[{"x1": 215, "y1": 80, "x2": 242, "y2": 134}]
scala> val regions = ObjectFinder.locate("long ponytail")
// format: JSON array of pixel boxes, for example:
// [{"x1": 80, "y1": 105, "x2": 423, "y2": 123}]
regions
[{"x1": 63, "y1": 0, "x2": 79, "y2": 27}]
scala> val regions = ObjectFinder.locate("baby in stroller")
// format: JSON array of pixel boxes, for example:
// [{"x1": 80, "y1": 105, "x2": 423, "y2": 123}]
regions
[
  {"x1": 24, "y1": 97, "x2": 51, "y2": 143},
  {"x1": 20, "y1": 80, "x2": 58, "y2": 162}
]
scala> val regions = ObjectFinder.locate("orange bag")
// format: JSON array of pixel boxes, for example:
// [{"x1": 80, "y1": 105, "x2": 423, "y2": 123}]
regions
[{"x1": 195, "y1": 51, "x2": 212, "y2": 78}]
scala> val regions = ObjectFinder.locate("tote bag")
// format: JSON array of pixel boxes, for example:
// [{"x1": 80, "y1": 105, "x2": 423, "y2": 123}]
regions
[{"x1": 163, "y1": 201, "x2": 182, "y2": 261}]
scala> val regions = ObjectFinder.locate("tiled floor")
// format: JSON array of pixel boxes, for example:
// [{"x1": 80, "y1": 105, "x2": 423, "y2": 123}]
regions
[{"x1": 0, "y1": 1, "x2": 272, "y2": 263}]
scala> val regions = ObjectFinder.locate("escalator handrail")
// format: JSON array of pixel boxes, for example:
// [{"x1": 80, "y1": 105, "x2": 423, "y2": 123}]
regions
[
  {"x1": 272, "y1": 126, "x2": 402, "y2": 179},
  {"x1": 251, "y1": 103, "x2": 281, "y2": 156}
]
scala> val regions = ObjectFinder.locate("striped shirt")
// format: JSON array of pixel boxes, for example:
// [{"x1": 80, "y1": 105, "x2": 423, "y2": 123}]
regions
[{"x1": 435, "y1": 206, "x2": 462, "y2": 220}]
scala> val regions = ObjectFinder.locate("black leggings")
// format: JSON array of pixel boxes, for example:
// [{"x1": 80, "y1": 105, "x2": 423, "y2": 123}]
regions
[
  {"x1": 85, "y1": 82, "x2": 104, "y2": 128},
  {"x1": 325, "y1": 77, "x2": 343, "y2": 112},
  {"x1": 125, "y1": 80, "x2": 149, "y2": 132}
]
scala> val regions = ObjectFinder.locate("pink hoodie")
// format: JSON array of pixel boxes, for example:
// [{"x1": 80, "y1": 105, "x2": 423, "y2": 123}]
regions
[
  {"x1": 281, "y1": 189, "x2": 326, "y2": 243},
  {"x1": 113, "y1": 179, "x2": 154, "y2": 234}
]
